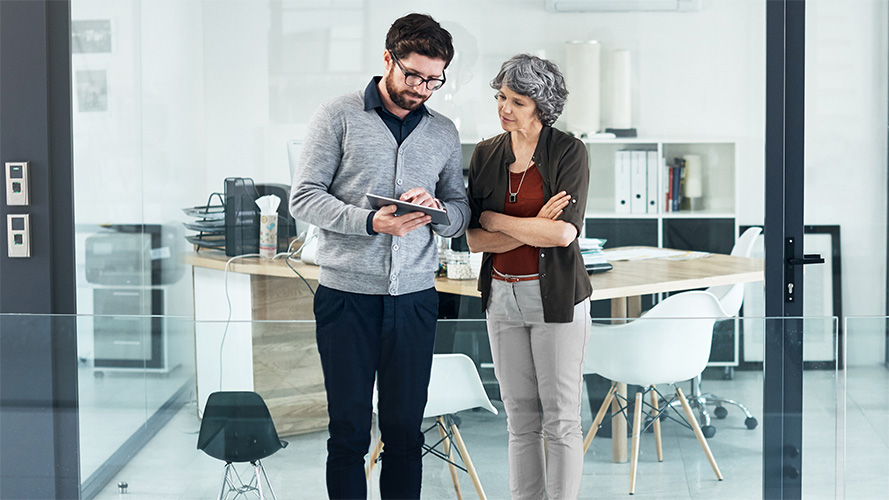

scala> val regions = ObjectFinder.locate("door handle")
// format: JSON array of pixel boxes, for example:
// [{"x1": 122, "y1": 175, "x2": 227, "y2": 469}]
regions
[
  {"x1": 785, "y1": 238, "x2": 824, "y2": 303},
  {"x1": 788, "y1": 254, "x2": 824, "y2": 266}
]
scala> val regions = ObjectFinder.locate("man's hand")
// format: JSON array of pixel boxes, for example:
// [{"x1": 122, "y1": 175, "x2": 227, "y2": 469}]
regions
[
  {"x1": 537, "y1": 191, "x2": 570, "y2": 220},
  {"x1": 399, "y1": 187, "x2": 436, "y2": 208},
  {"x1": 372, "y1": 204, "x2": 432, "y2": 237}
]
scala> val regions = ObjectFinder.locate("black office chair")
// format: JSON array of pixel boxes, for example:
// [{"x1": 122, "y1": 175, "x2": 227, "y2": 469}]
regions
[{"x1": 197, "y1": 391, "x2": 288, "y2": 500}]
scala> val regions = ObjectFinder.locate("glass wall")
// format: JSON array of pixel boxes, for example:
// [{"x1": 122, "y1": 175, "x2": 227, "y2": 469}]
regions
[{"x1": 62, "y1": 0, "x2": 888, "y2": 497}]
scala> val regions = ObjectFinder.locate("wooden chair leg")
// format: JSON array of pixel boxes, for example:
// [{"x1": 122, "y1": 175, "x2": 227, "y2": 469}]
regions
[
  {"x1": 676, "y1": 387, "x2": 723, "y2": 480},
  {"x1": 583, "y1": 383, "x2": 617, "y2": 455},
  {"x1": 650, "y1": 388, "x2": 663, "y2": 462},
  {"x1": 613, "y1": 382, "x2": 628, "y2": 463},
  {"x1": 629, "y1": 391, "x2": 643, "y2": 495},
  {"x1": 366, "y1": 438, "x2": 383, "y2": 480},
  {"x1": 438, "y1": 417, "x2": 463, "y2": 500},
  {"x1": 449, "y1": 422, "x2": 487, "y2": 500}
]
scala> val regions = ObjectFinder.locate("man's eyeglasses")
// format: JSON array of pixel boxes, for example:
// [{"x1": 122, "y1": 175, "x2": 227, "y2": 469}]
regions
[{"x1": 389, "y1": 50, "x2": 446, "y2": 91}]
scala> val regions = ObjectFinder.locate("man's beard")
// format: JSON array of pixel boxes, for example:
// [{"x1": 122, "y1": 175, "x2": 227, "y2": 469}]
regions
[{"x1": 385, "y1": 72, "x2": 428, "y2": 112}]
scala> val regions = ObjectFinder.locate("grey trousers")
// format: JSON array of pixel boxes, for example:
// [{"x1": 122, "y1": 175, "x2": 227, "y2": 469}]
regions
[{"x1": 487, "y1": 279, "x2": 591, "y2": 500}]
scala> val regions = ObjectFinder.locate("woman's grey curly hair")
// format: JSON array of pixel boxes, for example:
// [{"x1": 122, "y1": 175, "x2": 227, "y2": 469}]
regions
[{"x1": 490, "y1": 54, "x2": 569, "y2": 127}]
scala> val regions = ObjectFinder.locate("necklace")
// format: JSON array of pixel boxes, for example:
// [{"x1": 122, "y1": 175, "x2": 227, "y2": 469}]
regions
[{"x1": 508, "y1": 157, "x2": 534, "y2": 203}]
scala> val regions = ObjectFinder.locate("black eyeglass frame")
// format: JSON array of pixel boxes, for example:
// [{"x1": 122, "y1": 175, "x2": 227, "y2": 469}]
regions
[{"x1": 388, "y1": 50, "x2": 446, "y2": 91}]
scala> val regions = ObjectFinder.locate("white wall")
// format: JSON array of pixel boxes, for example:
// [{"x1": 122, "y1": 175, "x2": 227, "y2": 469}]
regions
[{"x1": 71, "y1": 0, "x2": 887, "y2": 358}]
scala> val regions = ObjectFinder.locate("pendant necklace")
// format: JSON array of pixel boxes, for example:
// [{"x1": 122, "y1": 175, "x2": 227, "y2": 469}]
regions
[{"x1": 508, "y1": 156, "x2": 533, "y2": 203}]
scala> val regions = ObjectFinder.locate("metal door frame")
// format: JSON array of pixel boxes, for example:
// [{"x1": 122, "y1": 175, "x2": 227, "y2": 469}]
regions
[{"x1": 764, "y1": 0, "x2": 806, "y2": 498}]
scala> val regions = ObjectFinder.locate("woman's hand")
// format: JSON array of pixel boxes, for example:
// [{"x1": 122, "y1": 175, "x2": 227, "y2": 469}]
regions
[
  {"x1": 479, "y1": 210, "x2": 499, "y2": 232},
  {"x1": 537, "y1": 191, "x2": 571, "y2": 220}
]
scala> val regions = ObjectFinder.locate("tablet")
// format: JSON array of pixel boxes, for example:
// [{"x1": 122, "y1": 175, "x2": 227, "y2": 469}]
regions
[{"x1": 366, "y1": 193, "x2": 450, "y2": 225}]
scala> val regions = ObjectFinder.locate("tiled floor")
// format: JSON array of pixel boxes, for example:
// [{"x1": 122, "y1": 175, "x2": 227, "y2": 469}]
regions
[{"x1": 86, "y1": 365, "x2": 889, "y2": 499}]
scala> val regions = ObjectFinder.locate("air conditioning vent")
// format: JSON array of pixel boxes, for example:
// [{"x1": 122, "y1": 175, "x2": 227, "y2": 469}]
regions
[{"x1": 545, "y1": 0, "x2": 703, "y2": 12}]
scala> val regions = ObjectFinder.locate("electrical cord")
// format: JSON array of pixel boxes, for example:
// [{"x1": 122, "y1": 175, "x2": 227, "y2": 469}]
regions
[
  {"x1": 283, "y1": 252, "x2": 316, "y2": 295},
  {"x1": 217, "y1": 240, "x2": 316, "y2": 390},
  {"x1": 219, "y1": 252, "x2": 259, "y2": 391}
]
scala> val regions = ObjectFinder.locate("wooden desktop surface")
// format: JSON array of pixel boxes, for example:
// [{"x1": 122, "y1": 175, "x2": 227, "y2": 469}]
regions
[{"x1": 184, "y1": 246, "x2": 763, "y2": 299}]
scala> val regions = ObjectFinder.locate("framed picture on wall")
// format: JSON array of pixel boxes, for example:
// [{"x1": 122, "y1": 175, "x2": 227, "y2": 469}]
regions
[
  {"x1": 76, "y1": 70, "x2": 108, "y2": 113},
  {"x1": 72, "y1": 20, "x2": 112, "y2": 54},
  {"x1": 740, "y1": 225, "x2": 843, "y2": 369}
]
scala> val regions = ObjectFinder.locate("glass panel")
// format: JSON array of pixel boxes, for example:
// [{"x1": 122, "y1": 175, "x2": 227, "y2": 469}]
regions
[
  {"x1": 75, "y1": 314, "x2": 195, "y2": 498},
  {"x1": 0, "y1": 313, "x2": 844, "y2": 498},
  {"x1": 69, "y1": 316, "x2": 842, "y2": 499},
  {"x1": 842, "y1": 317, "x2": 889, "y2": 498},
  {"x1": 804, "y1": 1, "x2": 887, "y2": 494},
  {"x1": 800, "y1": 316, "x2": 841, "y2": 499}
]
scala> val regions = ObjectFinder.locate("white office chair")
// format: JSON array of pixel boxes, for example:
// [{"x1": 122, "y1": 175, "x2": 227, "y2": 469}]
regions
[
  {"x1": 367, "y1": 353, "x2": 498, "y2": 500},
  {"x1": 683, "y1": 226, "x2": 763, "y2": 437},
  {"x1": 582, "y1": 291, "x2": 727, "y2": 495}
]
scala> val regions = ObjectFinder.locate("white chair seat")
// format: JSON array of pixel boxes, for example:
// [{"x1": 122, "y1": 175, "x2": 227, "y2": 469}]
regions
[
  {"x1": 368, "y1": 353, "x2": 496, "y2": 500},
  {"x1": 583, "y1": 290, "x2": 728, "y2": 494}
]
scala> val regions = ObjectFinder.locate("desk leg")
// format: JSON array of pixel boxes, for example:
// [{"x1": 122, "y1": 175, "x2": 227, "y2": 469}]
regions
[
  {"x1": 611, "y1": 297, "x2": 628, "y2": 463},
  {"x1": 610, "y1": 295, "x2": 642, "y2": 464}
]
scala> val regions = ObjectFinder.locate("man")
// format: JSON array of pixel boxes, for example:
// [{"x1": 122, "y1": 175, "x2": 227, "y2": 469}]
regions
[{"x1": 289, "y1": 13, "x2": 469, "y2": 500}]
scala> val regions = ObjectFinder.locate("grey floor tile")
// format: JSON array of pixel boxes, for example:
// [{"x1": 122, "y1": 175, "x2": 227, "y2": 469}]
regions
[{"x1": 86, "y1": 367, "x2": 889, "y2": 499}]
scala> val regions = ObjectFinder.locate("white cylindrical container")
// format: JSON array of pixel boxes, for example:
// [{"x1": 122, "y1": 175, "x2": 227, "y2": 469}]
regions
[
  {"x1": 610, "y1": 49, "x2": 632, "y2": 129},
  {"x1": 564, "y1": 41, "x2": 601, "y2": 136},
  {"x1": 683, "y1": 154, "x2": 704, "y2": 210}
]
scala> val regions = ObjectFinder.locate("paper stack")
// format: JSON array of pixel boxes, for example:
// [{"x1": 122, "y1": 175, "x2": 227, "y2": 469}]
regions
[{"x1": 578, "y1": 238, "x2": 611, "y2": 272}]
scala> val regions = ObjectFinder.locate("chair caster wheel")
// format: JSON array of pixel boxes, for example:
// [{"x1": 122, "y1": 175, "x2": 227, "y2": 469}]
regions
[
  {"x1": 702, "y1": 425, "x2": 716, "y2": 438},
  {"x1": 745, "y1": 417, "x2": 758, "y2": 429},
  {"x1": 714, "y1": 406, "x2": 728, "y2": 419}
]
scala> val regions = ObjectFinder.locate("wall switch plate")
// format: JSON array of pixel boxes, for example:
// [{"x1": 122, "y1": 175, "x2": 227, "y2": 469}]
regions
[
  {"x1": 6, "y1": 161, "x2": 30, "y2": 206},
  {"x1": 7, "y1": 214, "x2": 30, "y2": 258}
]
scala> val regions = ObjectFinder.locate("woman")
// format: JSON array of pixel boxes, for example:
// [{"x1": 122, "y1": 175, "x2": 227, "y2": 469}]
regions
[{"x1": 466, "y1": 54, "x2": 592, "y2": 500}]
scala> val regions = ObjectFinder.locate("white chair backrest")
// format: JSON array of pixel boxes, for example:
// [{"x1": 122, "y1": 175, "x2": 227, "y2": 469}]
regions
[
  {"x1": 585, "y1": 291, "x2": 727, "y2": 386},
  {"x1": 707, "y1": 226, "x2": 763, "y2": 316},
  {"x1": 424, "y1": 353, "x2": 498, "y2": 418}
]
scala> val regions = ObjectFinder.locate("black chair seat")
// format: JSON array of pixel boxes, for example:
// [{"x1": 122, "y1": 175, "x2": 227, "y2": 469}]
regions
[{"x1": 197, "y1": 391, "x2": 288, "y2": 463}]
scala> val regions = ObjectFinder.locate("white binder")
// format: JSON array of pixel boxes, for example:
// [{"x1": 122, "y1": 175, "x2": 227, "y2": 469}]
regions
[
  {"x1": 614, "y1": 150, "x2": 631, "y2": 213},
  {"x1": 646, "y1": 151, "x2": 660, "y2": 214},
  {"x1": 630, "y1": 150, "x2": 647, "y2": 214}
]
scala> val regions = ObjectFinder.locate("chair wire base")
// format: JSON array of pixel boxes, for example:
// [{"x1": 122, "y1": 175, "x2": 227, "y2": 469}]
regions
[
  {"x1": 664, "y1": 376, "x2": 758, "y2": 437},
  {"x1": 366, "y1": 413, "x2": 488, "y2": 500},
  {"x1": 217, "y1": 460, "x2": 278, "y2": 500},
  {"x1": 583, "y1": 382, "x2": 723, "y2": 494}
]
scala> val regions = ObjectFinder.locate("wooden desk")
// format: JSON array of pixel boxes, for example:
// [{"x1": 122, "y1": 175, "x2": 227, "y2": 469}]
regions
[
  {"x1": 185, "y1": 247, "x2": 763, "y2": 447},
  {"x1": 185, "y1": 250, "x2": 483, "y2": 436}
]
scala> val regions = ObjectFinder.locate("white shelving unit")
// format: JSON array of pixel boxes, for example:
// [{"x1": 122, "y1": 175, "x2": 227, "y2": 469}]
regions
[{"x1": 582, "y1": 138, "x2": 738, "y2": 246}]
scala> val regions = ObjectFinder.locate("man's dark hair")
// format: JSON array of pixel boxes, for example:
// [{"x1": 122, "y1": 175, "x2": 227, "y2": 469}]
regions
[{"x1": 385, "y1": 13, "x2": 454, "y2": 69}]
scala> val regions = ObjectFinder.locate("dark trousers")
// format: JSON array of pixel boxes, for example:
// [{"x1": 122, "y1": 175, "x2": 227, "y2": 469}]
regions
[{"x1": 314, "y1": 284, "x2": 438, "y2": 500}]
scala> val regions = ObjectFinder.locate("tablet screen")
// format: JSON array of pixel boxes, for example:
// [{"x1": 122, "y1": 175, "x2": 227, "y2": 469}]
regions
[{"x1": 366, "y1": 193, "x2": 450, "y2": 225}]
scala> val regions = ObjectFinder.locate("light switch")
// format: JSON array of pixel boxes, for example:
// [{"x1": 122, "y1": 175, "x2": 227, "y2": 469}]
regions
[
  {"x1": 7, "y1": 214, "x2": 30, "y2": 258},
  {"x1": 6, "y1": 161, "x2": 30, "y2": 206}
]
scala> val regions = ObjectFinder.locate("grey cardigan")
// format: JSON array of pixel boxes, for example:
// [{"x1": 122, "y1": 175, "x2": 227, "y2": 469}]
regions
[{"x1": 290, "y1": 91, "x2": 470, "y2": 296}]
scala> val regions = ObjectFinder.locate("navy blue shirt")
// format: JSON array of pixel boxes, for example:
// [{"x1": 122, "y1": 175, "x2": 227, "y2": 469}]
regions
[
  {"x1": 364, "y1": 77, "x2": 430, "y2": 146},
  {"x1": 363, "y1": 77, "x2": 431, "y2": 234}
]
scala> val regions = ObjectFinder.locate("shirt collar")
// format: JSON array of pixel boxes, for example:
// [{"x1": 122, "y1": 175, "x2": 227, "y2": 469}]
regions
[{"x1": 363, "y1": 76, "x2": 432, "y2": 118}]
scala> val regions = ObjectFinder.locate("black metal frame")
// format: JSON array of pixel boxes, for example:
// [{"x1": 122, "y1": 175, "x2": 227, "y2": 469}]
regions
[{"x1": 765, "y1": 0, "x2": 806, "y2": 498}]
